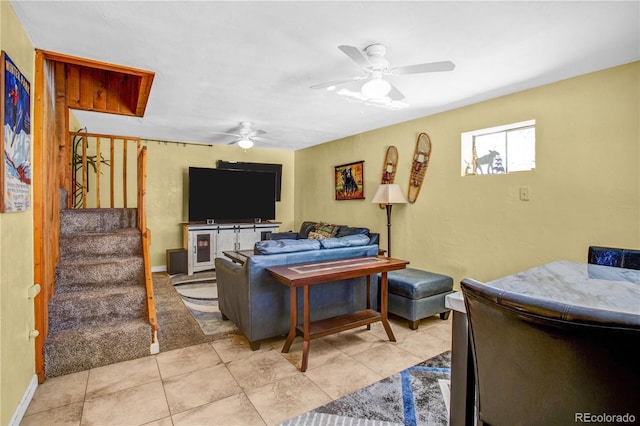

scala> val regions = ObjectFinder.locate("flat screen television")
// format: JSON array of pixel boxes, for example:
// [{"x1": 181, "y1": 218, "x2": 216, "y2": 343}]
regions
[
  {"x1": 188, "y1": 167, "x2": 276, "y2": 223},
  {"x1": 216, "y1": 161, "x2": 282, "y2": 201}
]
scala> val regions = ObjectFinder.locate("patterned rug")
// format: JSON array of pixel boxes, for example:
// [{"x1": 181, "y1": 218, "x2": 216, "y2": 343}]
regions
[
  {"x1": 281, "y1": 351, "x2": 451, "y2": 426},
  {"x1": 170, "y1": 271, "x2": 237, "y2": 336}
]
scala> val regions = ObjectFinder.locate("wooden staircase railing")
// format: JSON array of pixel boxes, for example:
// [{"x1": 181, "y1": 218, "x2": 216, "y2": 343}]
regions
[
  {"x1": 137, "y1": 146, "x2": 159, "y2": 352},
  {"x1": 69, "y1": 130, "x2": 140, "y2": 209},
  {"x1": 68, "y1": 130, "x2": 158, "y2": 352}
]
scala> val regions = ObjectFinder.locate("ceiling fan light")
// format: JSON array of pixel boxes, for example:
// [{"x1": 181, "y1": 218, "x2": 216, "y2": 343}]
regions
[
  {"x1": 361, "y1": 78, "x2": 392, "y2": 99},
  {"x1": 238, "y1": 138, "x2": 254, "y2": 149}
]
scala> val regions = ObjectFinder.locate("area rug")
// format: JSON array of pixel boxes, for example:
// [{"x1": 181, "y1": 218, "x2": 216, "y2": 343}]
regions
[
  {"x1": 281, "y1": 351, "x2": 451, "y2": 426},
  {"x1": 170, "y1": 271, "x2": 238, "y2": 336},
  {"x1": 152, "y1": 272, "x2": 239, "y2": 353}
]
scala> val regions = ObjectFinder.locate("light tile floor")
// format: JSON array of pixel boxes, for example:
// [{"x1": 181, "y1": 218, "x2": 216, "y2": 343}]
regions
[{"x1": 22, "y1": 315, "x2": 452, "y2": 426}]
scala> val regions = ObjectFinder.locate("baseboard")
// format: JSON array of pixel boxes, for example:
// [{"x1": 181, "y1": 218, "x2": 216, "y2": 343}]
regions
[
  {"x1": 9, "y1": 374, "x2": 38, "y2": 426},
  {"x1": 152, "y1": 265, "x2": 167, "y2": 273}
]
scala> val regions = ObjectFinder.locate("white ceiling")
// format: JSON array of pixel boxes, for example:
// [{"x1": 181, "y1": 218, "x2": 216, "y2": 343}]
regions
[{"x1": 10, "y1": 1, "x2": 640, "y2": 151}]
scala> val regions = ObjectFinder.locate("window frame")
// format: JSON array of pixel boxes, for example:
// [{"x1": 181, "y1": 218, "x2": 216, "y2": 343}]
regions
[{"x1": 461, "y1": 119, "x2": 536, "y2": 176}]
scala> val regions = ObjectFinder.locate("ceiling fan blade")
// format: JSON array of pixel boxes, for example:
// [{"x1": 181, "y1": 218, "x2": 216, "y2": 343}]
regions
[
  {"x1": 338, "y1": 45, "x2": 371, "y2": 68},
  {"x1": 388, "y1": 82, "x2": 406, "y2": 101},
  {"x1": 227, "y1": 139, "x2": 241, "y2": 145},
  {"x1": 311, "y1": 77, "x2": 362, "y2": 90},
  {"x1": 249, "y1": 129, "x2": 267, "y2": 137},
  {"x1": 211, "y1": 131, "x2": 240, "y2": 137},
  {"x1": 393, "y1": 60, "x2": 455, "y2": 75}
]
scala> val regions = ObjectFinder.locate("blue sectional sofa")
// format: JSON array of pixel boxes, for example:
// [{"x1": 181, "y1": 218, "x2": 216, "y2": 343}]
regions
[
  {"x1": 266, "y1": 220, "x2": 380, "y2": 245},
  {"x1": 215, "y1": 231, "x2": 379, "y2": 350}
]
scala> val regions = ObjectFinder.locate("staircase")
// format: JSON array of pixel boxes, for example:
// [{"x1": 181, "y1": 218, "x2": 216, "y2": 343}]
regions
[{"x1": 45, "y1": 208, "x2": 154, "y2": 378}]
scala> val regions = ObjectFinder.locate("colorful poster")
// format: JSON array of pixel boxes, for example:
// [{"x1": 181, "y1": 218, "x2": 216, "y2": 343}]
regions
[
  {"x1": 1, "y1": 51, "x2": 31, "y2": 212},
  {"x1": 335, "y1": 161, "x2": 365, "y2": 200}
]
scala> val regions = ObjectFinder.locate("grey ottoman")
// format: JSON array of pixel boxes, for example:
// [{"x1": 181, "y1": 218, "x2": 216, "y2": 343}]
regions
[{"x1": 382, "y1": 268, "x2": 454, "y2": 330}]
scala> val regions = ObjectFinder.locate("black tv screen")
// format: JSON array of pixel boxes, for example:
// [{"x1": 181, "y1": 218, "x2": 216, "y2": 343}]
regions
[
  {"x1": 216, "y1": 161, "x2": 282, "y2": 201},
  {"x1": 188, "y1": 167, "x2": 276, "y2": 223}
]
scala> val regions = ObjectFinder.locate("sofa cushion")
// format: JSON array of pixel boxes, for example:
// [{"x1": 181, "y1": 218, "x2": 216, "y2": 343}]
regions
[
  {"x1": 299, "y1": 221, "x2": 320, "y2": 239},
  {"x1": 387, "y1": 268, "x2": 454, "y2": 300},
  {"x1": 314, "y1": 222, "x2": 341, "y2": 238},
  {"x1": 266, "y1": 231, "x2": 298, "y2": 241},
  {"x1": 308, "y1": 231, "x2": 327, "y2": 240},
  {"x1": 319, "y1": 234, "x2": 370, "y2": 249},
  {"x1": 335, "y1": 226, "x2": 370, "y2": 238},
  {"x1": 254, "y1": 239, "x2": 321, "y2": 255},
  {"x1": 297, "y1": 221, "x2": 374, "y2": 241}
]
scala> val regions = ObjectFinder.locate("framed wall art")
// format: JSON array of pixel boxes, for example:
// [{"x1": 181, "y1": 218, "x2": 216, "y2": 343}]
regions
[
  {"x1": 1, "y1": 51, "x2": 31, "y2": 212},
  {"x1": 334, "y1": 160, "x2": 364, "y2": 200}
]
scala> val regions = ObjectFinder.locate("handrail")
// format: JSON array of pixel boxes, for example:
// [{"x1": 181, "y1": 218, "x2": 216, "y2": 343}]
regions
[
  {"x1": 69, "y1": 130, "x2": 158, "y2": 351},
  {"x1": 137, "y1": 146, "x2": 159, "y2": 349},
  {"x1": 69, "y1": 131, "x2": 141, "y2": 209}
]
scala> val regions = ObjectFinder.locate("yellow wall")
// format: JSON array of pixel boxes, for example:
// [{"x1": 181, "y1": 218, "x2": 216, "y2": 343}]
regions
[
  {"x1": 1, "y1": 4, "x2": 637, "y2": 421},
  {"x1": 143, "y1": 141, "x2": 295, "y2": 267},
  {"x1": 0, "y1": 2, "x2": 36, "y2": 424},
  {"x1": 295, "y1": 62, "x2": 640, "y2": 286}
]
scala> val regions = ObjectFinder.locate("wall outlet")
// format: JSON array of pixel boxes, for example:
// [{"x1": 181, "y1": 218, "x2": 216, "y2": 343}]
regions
[{"x1": 519, "y1": 186, "x2": 530, "y2": 201}]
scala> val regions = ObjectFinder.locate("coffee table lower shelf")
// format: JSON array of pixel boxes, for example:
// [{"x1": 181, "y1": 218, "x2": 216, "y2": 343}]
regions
[
  {"x1": 297, "y1": 309, "x2": 381, "y2": 340},
  {"x1": 267, "y1": 256, "x2": 409, "y2": 372}
]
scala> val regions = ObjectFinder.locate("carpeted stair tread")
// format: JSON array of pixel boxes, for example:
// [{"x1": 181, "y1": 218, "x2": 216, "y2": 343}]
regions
[
  {"x1": 55, "y1": 256, "x2": 144, "y2": 292},
  {"x1": 60, "y1": 208, "x2": 138, "y2": 235},
  {"x1": 48, "y1": 286, "x2": 148, "y2": 333},
  {"x1": 46, "y1": 207, "x2": 154, "y2": 379},
  {"x1": 56, "y1": 255, "x2": 143, "y2": 267},
  {"x1": 44, "y1": 318, "x2": 152, "y2": 378},
  {"x1": 60, "y1": 228, "x2": 142, "y2": 261},
  {"x1": 61, "y1": 227, "x2": 140, "y2": 238}
]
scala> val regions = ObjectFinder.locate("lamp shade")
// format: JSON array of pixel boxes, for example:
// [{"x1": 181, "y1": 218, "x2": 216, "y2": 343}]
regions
[{"x1": 371, "y1": 183, "x2": 408, "y2": 204}]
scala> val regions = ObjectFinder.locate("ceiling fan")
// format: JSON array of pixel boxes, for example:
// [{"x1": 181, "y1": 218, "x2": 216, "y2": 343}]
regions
[
  {"x1": 311, "y1": 43, "x2": 455, "y2": 101},
  {"x1": 211, "y1": 121, "x2": 267, "y2": 149}
]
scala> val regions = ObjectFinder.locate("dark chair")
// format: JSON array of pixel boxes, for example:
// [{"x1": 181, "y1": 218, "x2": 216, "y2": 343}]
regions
[
  {"x1": 588, "y1": 245, "x2": 640, "y2": 270},
  {"x1": 460, "y1": 278, "x2": 640, "y2": 426}
]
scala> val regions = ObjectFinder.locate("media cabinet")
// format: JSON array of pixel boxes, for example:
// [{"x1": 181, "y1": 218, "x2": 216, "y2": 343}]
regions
[{"x1": 182, "y1": 222, "x2": 280, "y2": 275}]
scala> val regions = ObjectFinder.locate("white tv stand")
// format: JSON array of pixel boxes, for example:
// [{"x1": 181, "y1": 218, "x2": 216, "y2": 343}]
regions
[{"x1": 182, "y1": 222, "x2": 280, "y2": 275}]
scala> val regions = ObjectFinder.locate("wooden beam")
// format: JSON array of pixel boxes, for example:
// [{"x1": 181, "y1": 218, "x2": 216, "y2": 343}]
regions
[
  {"x1": 92, "y1": 69, "x2": 107, "y2": 111},
  {"x1": 41, "y1": 50, "x2": 154, "y2": 118}
]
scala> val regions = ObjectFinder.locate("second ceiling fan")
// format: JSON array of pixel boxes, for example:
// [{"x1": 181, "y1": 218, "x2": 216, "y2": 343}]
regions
[
  {"x1": 311, "y1": 43, "x2": 455, "y2": 101},
  {"x1": 211, "y1": 121, "x2": 267, "y2": 149}
]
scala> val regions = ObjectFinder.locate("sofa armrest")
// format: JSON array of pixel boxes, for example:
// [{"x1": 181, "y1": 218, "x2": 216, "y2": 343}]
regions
[{"x1": 214, "y1": 257, "x2": 249, "y2": 326}]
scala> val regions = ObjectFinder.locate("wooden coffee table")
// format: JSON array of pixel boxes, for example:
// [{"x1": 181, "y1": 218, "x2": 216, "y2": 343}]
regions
[{"x1": 267, "y1": 256, "x2": 409, "y2": 371}]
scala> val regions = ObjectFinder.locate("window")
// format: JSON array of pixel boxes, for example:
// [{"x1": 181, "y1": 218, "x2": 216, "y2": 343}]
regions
[{"x1": 461, "y1": 120, "x2": 535, "y2": 176}]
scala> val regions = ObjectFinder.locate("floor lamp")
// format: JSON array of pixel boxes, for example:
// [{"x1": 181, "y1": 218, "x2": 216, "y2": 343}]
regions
[{"x1": 371, "y1": 183, "x2": 407, "y2": 258}]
